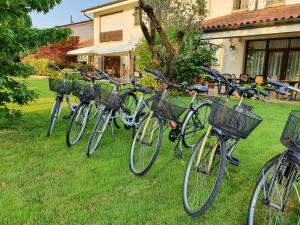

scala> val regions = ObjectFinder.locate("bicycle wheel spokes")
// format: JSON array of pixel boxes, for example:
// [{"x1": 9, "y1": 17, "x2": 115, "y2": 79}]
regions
[
  {"x1": 183, "y1": 131, "x2": 226, "y2": 217},
  {"x1": 130, "y1": 113, "x2": 162, "y2": 176},
  {"x1": 67, "y1": 104, "x2": 90, "y2": 146},
  {"x1": 183, "y1": 102, "x2": 211, "y2": 148},
  {"x1": 250, "y1": 161, "x2": 300, "y2": 225},
  {"x1": 87, "y1": 110, "x2": 112, "y2": 156}
]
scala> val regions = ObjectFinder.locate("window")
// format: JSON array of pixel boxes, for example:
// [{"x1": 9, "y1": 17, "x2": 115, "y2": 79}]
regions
[
  {"x1": 245, "y1": 38, "x2": 300, "y2": 81},
  {"x1": 100, "y1": 30, "x2": 123, "y2": 42},
  {"x1": 246, "y1": 41, "x2": 266, "y2": 77},
  {"x1": 134, "y1": 7, "x2": 140, "y2": 25},
  {"x1": 233, "y1": 0, "x2": 248, "y2": 10}
]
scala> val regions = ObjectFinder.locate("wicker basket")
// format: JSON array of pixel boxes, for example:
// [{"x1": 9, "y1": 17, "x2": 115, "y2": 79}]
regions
[
  {"x1": 151, "y1": 91, "x2": 188, "y2": 121},
  {"x1": 208, "y1": 98, "x2": 263, "y2": 139},
  {"x1": 49, "y1": 78, "x2": 73, "y2": 94},
  {"x1": 94, "y1": 83, "x2": 126, "y2": 110},
  {"x1": 280, "y1": 110, "x2": 300, "y2": 153},
  {"x1": 72, "y1": 80, "x2": 94, "y2": 99}
]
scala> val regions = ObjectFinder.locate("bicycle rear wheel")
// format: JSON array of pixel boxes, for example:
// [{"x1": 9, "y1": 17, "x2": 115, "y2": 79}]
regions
[
  {"x1": 66, "y1": 103, "x2": 90, "y2": 146},
  {"x1": 47, "y1": 97, "x2": 62, "y2": 137},
  {"x1": 248, "y1": 154, "x2": 300, "y2": 225},
  {"x1": 86, "y1": 109, "x2": 112, "y2": 157},
  {"x1": 130, "y1": 112, "x2": 163, "y2": 176},
  {"x1": 183, "y1": 129, "x2": 226, "y2": 217},
  {"x1": 182, "y1": 101, "x2": 211, "y2": 148}
]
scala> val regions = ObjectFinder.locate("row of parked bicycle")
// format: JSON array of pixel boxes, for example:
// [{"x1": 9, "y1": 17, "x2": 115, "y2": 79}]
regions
[{"x1": 46, "y1": 64, "x2": 299, "y2": 224}]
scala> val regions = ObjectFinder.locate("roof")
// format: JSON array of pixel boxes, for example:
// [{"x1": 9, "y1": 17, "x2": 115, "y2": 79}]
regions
[
  {"x1": 78, "y1": 39, "x2": 94, "y2": 48},
  {"x1": 58, "y1": 20, "x2": 92, "y2": 28},
  {"x1": 67, "y1": 43, "x2": 135, "y2": 56},
  {"x1": 202, "y1": 4, "x2": 300, "y2": 32},
  {"x1": 82, "y1": 0, "x2": 128, "y2": 13}
]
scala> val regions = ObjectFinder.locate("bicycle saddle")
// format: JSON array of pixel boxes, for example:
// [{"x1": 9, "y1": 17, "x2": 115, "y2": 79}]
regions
[{"x1": 191, "y1": 84, "x2": 208, "y2": 93}]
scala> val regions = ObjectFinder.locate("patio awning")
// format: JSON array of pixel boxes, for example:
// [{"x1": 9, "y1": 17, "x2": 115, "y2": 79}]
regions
[{"x1": 67, "y1": 43, "x2": 135, "y2": 56}]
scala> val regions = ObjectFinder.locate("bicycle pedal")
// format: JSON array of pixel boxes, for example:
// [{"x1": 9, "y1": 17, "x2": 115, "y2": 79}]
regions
[
  {"x1": 196, "y1": 167, "x2": 210, "y2": 175},
  {"x1": 230, "y1": 157, "x2": 240, "y2": 166},
  {"x1": 174, "y1": 149, "x2": 183, "y2": 159}
]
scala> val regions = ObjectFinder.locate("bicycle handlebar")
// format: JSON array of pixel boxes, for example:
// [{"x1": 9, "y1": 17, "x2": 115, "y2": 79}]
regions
[
  {"x1": 95, "y1": 69, "x2": 132, "y2": 86},
  {"x1": 199, "y1": 66, "x2": 268, "y2": 102},
  {"x1": 144, "y1": 68, "x2": 189, "y2": 91}
]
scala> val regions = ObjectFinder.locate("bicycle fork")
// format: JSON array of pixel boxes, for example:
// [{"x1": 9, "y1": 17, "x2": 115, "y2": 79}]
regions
[{"x1": 195, "y1": 126, "x2": 219, "y2": 175}]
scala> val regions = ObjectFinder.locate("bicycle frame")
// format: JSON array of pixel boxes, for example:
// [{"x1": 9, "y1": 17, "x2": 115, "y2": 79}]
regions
[
  {"x1": 119, "y1": 94, "x2": 150, "y2": 127},
  {"x1": 194, "y1": 94, "x2": 246, "y2": 171},
  {"x1": 262, "y1": 150, "x2": 300, "y2": 211}
]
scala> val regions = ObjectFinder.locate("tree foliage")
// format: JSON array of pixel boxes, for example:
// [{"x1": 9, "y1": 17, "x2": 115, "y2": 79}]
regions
[
  {"x1": 35, "y1": 36, "x2": 79, "y2": 67},
  {"x1": 136, "y1": 31, "x2": 218, "y2": 84},
  {"x1": 138, "y1": 0, "x2": 206, "y2": 79},
  {"x1": 0, "y1": 0, "x2": 71, "y2": 118}
]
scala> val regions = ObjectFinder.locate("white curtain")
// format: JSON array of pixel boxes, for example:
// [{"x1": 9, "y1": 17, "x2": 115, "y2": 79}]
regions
[
  {"x1": 267, "y1": 52, "x2": 283, "y2": 80},
  {"x1": 246, "y1": 51, "x2": 265, "y2": 77},
  {"x1": 286, "y1": 51, "x2": 300, "y2": 81}
]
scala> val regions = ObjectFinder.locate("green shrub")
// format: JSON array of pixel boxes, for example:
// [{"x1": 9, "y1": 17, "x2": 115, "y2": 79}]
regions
[
  {"x1": 70, "y1": 62, "x2": 93, "y2": 72},
  {"x1": 21, "y1": 55, "x2": 61, "y2": 77},
  {"x1": 138, "y1": 74, "x2": 159, "y2": 90}
]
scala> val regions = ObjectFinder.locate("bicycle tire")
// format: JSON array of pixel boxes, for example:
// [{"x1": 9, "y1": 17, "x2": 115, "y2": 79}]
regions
[
  {"x1": 182, "y1": 101, "x2": 212, "y2": 148},
  {"x1": 66, "y1": 103, "x2": 90, "y2": 147},
  {"x1": 248, "y1": 153, "x2": 300, "y2": 225},
  {"x1": 129, "y1": 112, "x2": 163, "y2": 176},
  {"x1": 182, "y1": 129, "x2": 226, "y2": 217},
  {"x1": 47, "y1": 97, "x2": 62, "y2": 137},
  {"x1": 86, "y1": 109, "x2": 112, "y2": 157}
]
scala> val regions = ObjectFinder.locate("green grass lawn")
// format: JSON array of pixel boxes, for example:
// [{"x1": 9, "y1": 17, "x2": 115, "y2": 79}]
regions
[{"x1": 0, "y1": 79, "x2": 298, "y2": 225}]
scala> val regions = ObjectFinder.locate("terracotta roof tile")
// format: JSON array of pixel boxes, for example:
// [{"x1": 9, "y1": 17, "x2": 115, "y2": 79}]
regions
[{"x1": 202, "y1": 4, "x2": 300, "y2": 31}]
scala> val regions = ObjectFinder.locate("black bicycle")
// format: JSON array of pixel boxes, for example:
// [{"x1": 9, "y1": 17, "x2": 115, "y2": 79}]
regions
[
  {"x1": 182, "y1": 67, "x2": 267, "y2": 217},
  {"x1": 129, "y1": 69, "x2": 211, "y2": 176},
  {"x1": 47, "y1": 64, "x2": 79, "y2": 136},
  {"x1": 66, "y1": 69, "x2": 101, "y2": 147},
  {"x1": 248, "y1": 110, "x2": 300, "y2": 225}
]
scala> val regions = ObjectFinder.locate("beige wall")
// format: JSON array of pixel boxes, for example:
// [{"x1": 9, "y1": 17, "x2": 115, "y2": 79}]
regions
[
  {"x1": 67, "y1": 22, "x2": 93, "y2": 41},
  {"x1": 211, "y1": 38, "x2": 246, "y2": 76},
  {"x1": 93, "y1": 2, "x2": 143, "y2": 48}
]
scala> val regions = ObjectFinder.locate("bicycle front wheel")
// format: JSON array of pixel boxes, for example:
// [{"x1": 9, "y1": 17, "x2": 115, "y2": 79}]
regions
[
  {"x1": 130, "y1": 112, "x2": 163, "y2": 176},
  {"x1": 182, "y1": 101, "x2": 211, "y2": 148},
  {"x1": 86, "y1": 109, "x2": 112, "y2": 157},
  {"x1": 66, "y1": 103, "x2": 90, "y2": 146},
  {"x1": 183, "y1": 129, "x2": 226, "y2": 217},
  {"x1": 47, "y1": 97, "x2": 62, "y2": 137},
  {"x1": 248, "y1": 154, "x2": 300, "y2": 225}
]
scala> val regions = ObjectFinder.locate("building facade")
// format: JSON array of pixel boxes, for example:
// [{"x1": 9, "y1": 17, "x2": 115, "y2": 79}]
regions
[
  {"x1": 81, "y1": 0, "x2": 142, "y2": 78},
  {"x1": 60, "y1": 20, "x2": 94, "y2": 63},
  {"x1": 203, "y1": 0, "x2": 300, "y2": 82}
]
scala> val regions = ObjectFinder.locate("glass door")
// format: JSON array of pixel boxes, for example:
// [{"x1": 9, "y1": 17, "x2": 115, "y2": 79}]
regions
[
  {"x1": 286, "y1": 51, "x2": 300, "y2": 81},
  {"x1": 267, "y1": 51, "x2": 284, "y2": 80}
]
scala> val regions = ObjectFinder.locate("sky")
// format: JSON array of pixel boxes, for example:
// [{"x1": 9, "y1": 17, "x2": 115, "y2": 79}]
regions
[{"x1": 31, "y1": 0, "x2": 110, "y2": 28}]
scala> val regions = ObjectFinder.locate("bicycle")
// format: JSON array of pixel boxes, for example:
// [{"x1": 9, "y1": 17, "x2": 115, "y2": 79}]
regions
[
  {"x1": 129, "y1": 68, "x2": 211, "y2": 176},
  {"x1": 182, "y1": 67, "x2": 267, "y2": 217},
  {"x1": 248, "y1": 110, "x2": 300, "y2": 225},
  {"x1": 47, "y1": 64, "x2": 79, "y2": 137},
  {"x1": 86, "y1": 69, "x2": 155, "y2": 157},
  {"x1": 66, "y1": 69, "x2": 102, "y2": 147}
]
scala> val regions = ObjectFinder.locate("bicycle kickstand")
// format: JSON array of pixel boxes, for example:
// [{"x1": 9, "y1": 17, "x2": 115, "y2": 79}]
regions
[{"x1": 173, "y1": 139, "x2": 184, "y2": 159}]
